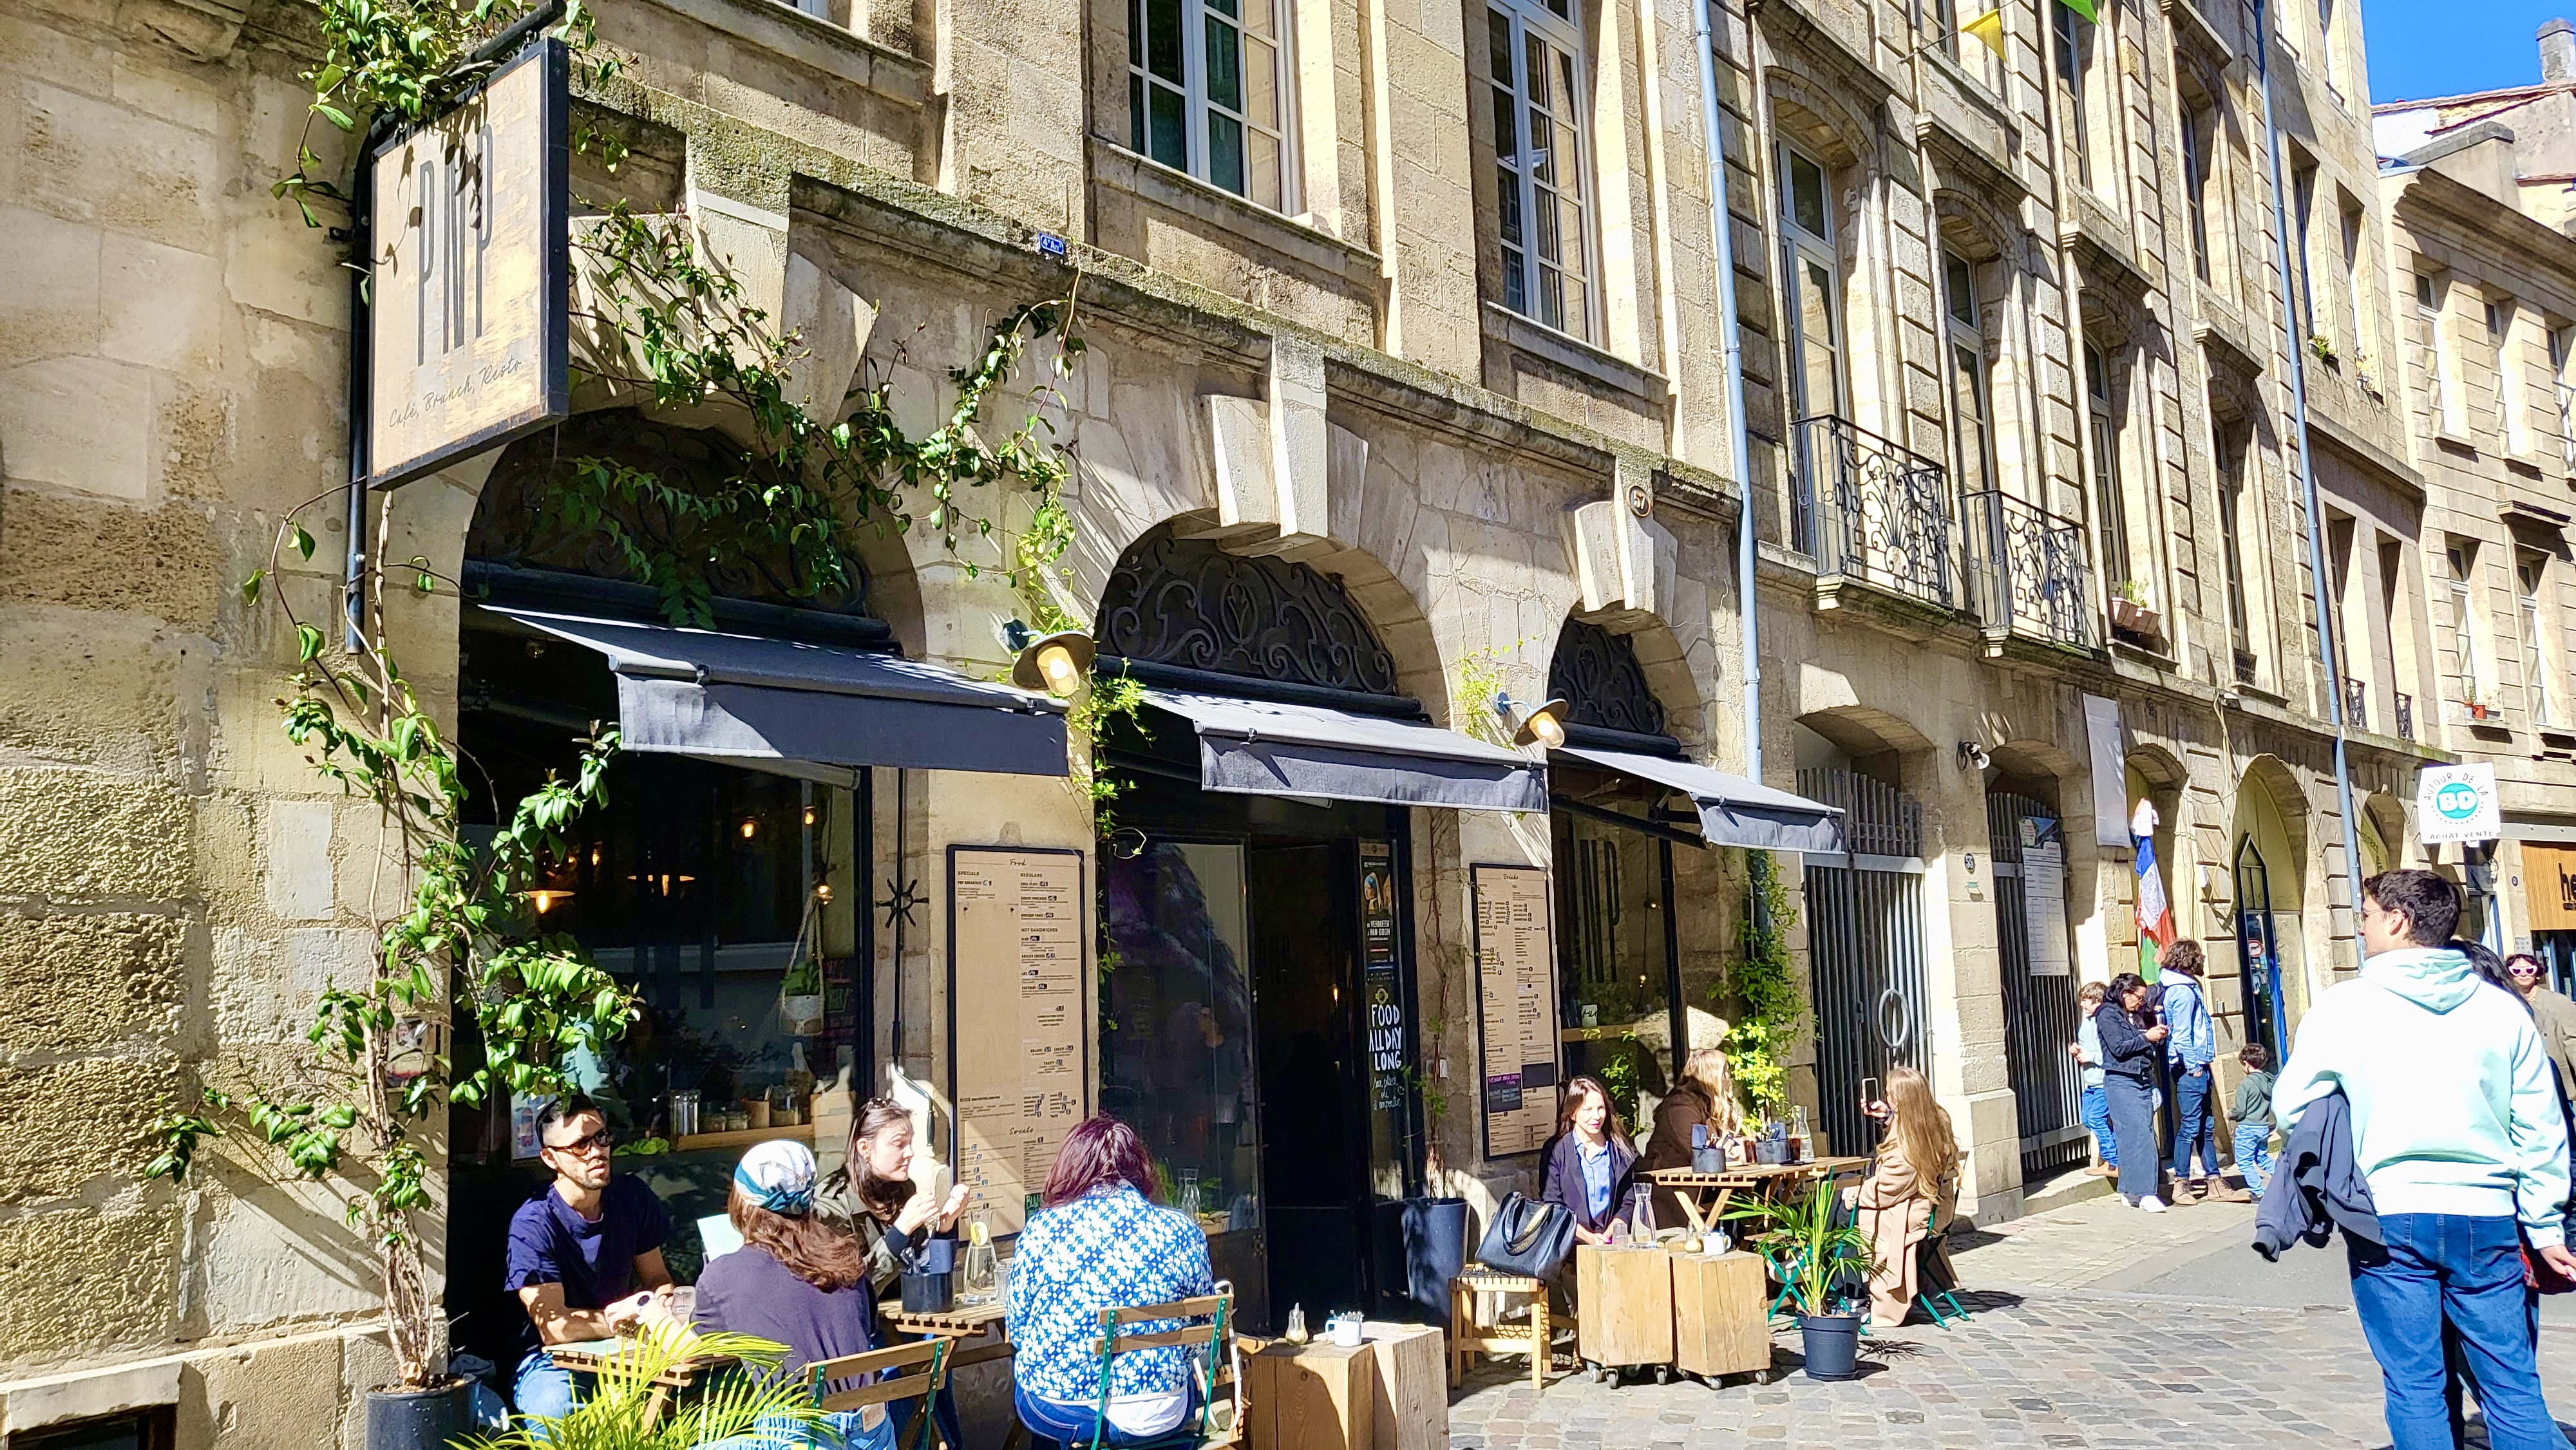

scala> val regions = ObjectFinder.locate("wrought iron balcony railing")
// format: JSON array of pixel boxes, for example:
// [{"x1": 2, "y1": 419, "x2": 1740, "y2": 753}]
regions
[
  {"x1": 2395, "y1": 692, "x2": 2416, "y2": 742},
  {"x1": 2343, "y1": 676, "x2": 2369, "y2": 732},
  {"x1": 1961, "y1": 487, "x2": 2092, "y2": 650},
  {"x1": 1791, "y1": 415, "x2": 1955, "y2": 610}
]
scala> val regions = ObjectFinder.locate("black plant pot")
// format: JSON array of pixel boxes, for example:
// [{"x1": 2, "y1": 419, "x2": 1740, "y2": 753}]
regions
[
  {"x1": 902, "y1": 1270, "x2": 954, "y2": 1313},
  {"x1": 1797, "y1": 1313, "x2": 1862, "y2": 1380},
  {"x1": 365, "y1": 1379, "x2": 475, "y2": 1450}
]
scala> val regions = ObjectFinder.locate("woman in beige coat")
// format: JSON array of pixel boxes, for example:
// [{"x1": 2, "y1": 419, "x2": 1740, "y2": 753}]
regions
[{"x1": 1852, "y1": 1067, "x2": 1961, "y2": 1330}]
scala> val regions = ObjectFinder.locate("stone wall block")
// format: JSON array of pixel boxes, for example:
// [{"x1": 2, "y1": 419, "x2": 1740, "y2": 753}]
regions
[
  {"x1": 0, "y1": 1057, "x2": 176, "y2": 1202},
  {"x1": 0, "y1": 909, "x2": 187, "y2": 1057},
  {"x1": 780, "y1": 249, "x2": 878, "y2": 426},
  {"x1": 0, "y1": 767, "x2": 193, "y2": 902},
  {"x1": 0, "y1": 1205, "x2": 182, "y2": 1372}
]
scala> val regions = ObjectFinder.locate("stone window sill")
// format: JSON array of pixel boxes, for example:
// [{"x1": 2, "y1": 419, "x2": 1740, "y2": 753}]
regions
[
  {"x1": 1482, "y1": 302, "x2": 1667, "y2": 406},
  {"x1": 1086, "y1": 137, "x2": 1380, "y2": 288},
  {"x1": 649, "y1": 0, "x2": 929, "y2": 105}
]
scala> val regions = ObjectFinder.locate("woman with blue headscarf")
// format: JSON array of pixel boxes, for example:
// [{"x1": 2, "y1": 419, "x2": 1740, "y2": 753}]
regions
[{"x1": 694, "y1": 1140, "x2": 898, "y2": 1450}]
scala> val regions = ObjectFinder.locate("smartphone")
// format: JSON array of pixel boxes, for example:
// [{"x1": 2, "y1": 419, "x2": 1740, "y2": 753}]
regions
[{"x1": 1860, "y1": 1076, "x2": 1880, "y2": 1109}]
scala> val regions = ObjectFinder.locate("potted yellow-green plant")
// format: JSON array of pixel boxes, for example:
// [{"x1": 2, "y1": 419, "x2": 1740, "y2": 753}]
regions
[
  {"x1": 459, "y1": 1331, "x2": 825, "y2": 1450},
  {"x1": 1727, "y1": 1178, "x2": 1873, "y2": 1380}
]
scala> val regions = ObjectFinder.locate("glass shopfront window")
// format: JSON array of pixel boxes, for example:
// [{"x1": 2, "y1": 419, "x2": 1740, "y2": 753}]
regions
[{"x1": 1553, "y1": 784, "x2": 1683, "y2": 1125}]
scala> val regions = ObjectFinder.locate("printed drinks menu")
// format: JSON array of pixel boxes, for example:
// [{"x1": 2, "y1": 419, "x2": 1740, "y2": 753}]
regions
[
  {"x1": 1472, "y1": 863, "x2": 1560, "y2": 1156},
  {"x1": 949, "y1": 847, "x2": 1087, "y2": 1237}
]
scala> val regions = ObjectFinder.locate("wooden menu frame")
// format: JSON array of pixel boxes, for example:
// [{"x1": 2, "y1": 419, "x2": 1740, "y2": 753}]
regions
[
  {"x1": 944, "y1": 844, "x2": 1089, "y2": 1239},
  {"x1": 1470, "y1": 863, "x2": 1561, "y2": 1160}
]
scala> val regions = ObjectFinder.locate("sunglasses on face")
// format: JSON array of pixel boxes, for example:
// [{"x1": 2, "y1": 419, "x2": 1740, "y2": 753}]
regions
[
  {"x1": 2509, "y1": 966, "x2": 2543, "y2": 977},
  {"x1": 544, "y1": 1128, "x2": 614, "y2": 1157}
]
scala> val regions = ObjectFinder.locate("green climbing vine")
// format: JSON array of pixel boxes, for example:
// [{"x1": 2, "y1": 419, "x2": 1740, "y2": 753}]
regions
[{"x1": 1722, "y1": 849, "x2": 1806, "y2": 1115}]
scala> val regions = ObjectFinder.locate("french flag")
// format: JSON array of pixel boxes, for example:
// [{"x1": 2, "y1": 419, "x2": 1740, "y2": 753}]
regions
[{"x1": 2132, "y1": 800, "x2": 2172, "y2": 948}]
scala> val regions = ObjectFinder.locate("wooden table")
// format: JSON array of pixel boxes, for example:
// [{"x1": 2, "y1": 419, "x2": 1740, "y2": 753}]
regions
[
  {"x1": 1645, "y1": 1157, "x2": 1870, "y2": 1236},
  {"x1": 1665, "y1": 1248, "x2": 1772, "y2": 1381},
  {"x1": 878, "y1": 1296, "x2": 1013, "y2": 1370},
  {"x1": 1573, "y1": 1243, "x2": 1673, "y2": 1377},
  {"x1": 543, "y1": 1337, "x2": 740, "y2": 1427}
]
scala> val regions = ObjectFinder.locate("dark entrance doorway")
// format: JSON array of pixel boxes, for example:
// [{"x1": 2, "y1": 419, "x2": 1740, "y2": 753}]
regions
[{"x1": 1249, "y1": 840, "x2": 1372, "y2": 1324}]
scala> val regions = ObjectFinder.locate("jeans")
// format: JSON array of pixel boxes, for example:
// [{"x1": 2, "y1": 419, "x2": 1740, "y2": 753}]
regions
[
  {"x1": 1013, "y1": 1383, "x2": 1199, "y2": 1450},
  {"x1": 2102, "y1": 1073, "x2": 2160, "y2": 1203},
  {"x1": 2079, "y1": 1084, "x2": 2118, "y2": 1168},
  {"x1": 2231, "y1": 1123, "x2": 2276, "y2": 1195},
  {"x1": 2168, "y1": 1066, "x2": 2219, "y2": 1181},
  {"x1": 2346, "y1": 1212, "x2": 2570, "y2": 1450},
  {"x1": 699, "y1": 1409, "x2": 901, "y2": 1450},
  {"x1": 511, "y1": 1350, "x2": 583, "y2": 1420}
]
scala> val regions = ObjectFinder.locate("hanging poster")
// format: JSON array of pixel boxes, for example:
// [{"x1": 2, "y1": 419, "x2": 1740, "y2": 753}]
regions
[
  {"x1": 2020, "y1": 815, "x2": 2071, "y2": 977},
  {"x1": 1361, "y1": 840, "x2": 1405, "y2": 1111},
  {"x1": 947, "y1": 845, "x2": 1087, "y2": 1237},
  {"x1": 1472, "y1": 863, "x2": 1560, "y2": 1157}
]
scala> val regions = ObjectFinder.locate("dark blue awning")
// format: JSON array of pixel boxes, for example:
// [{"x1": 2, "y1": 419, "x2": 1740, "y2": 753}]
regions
[{"x1": 1558, "y1": 746, "x2": 1844, "y2": 852}]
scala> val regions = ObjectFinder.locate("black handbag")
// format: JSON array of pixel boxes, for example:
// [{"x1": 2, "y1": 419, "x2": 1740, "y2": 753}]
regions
[{"x1": 1475, "y1": 1191, "x2": 1577, "y2": 1279}]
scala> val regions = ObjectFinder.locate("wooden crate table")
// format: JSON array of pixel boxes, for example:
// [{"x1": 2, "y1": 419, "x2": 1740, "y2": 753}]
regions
[
  {"x1": 878, "y1": 1297, "x2": 1013, "y2": 1370},
  {"x1": 1246, "y1": 1339, "x2": 1374, "y2": 1450},
  {"x1": 1647, "y1": 1157, "x2": 1873, "y2": 1236},
  {"x1": 1573, "y1": 1243, "x2": 1672, "y2": 1374},
  {"x1": 1665, "y1": 1249, "x2": 1773, "y2": 1382},
  {"x1": 1358, "y1": 1323, "x2": 1444, "y2": 1450}
]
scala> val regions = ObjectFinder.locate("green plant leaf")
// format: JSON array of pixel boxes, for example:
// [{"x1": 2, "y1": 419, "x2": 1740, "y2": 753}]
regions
[{"x1": 296, "y1": 624, "x2": 326, "y2": 663}]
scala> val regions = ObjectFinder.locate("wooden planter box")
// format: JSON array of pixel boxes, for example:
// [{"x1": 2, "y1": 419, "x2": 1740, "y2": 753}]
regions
[{"x1": 1574, "y1": 1244, "x2": 1674, "y2": 1369}]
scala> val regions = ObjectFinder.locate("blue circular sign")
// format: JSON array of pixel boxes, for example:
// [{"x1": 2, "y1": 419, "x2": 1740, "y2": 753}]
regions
[{"x1": 2435, "y1": 780, "x2": 2483, "y2": 821}]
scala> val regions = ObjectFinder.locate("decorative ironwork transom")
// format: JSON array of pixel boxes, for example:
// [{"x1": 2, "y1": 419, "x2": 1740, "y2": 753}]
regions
[
  {"x1": 1097, "y1": 532, "x2": 1399, "y2": 695},
  {"x1": 466, "y1": 410, "x2": 873, "y2": 617},
  {"x1": 1548, "y1": 619, "x2": 1669, "y2": 738}
]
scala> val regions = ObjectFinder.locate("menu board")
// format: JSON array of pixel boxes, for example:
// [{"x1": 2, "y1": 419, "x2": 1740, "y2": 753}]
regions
[
  {"x1": 1362, "y1": 840, "x2": 1405, "y2": 1112},
  {"x1": 947, "y1": 845, "x2": 1087, "y2": 1238},
  {"x1": 1472, "y1": 863, "x2": 1560, "y2": 1158}
]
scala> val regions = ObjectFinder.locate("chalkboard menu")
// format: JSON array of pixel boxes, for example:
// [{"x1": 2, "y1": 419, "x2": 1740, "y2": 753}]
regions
[
  {"x1": 1362, "y1": 840, "x2": 1404, "y2": 1112},
  {"x1": 1472, "y1": 863, "x2": 1560, "y2": 1157},
  {"x1": 947, "y1": 845, "x2": 1088, "y2": 1237}
]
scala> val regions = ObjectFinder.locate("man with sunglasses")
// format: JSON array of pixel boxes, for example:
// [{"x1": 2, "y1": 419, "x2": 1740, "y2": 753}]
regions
[
  {"x1": 2502, "y1": 954, "x2": 2575, "y2": 1104},
  {"x1": 503, "y1": 1095, "x2": 676, "y2": 1419}
]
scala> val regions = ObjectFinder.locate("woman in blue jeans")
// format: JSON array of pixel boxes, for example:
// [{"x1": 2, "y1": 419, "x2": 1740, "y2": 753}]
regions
[
  {"x1": 2071, "y1": 981, "x2": 2118, "y2": 1177},
  {"x1": 2094, "y1": 972, "x2": 2172, "y2": 1212}
]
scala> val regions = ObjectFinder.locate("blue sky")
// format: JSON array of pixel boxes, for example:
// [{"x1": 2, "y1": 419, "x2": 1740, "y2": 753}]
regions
[{"x1": 2363, "y1": 0, "x2": 2566, "y2": 101}]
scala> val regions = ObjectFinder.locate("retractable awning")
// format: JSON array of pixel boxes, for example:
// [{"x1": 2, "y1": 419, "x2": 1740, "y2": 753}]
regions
[
  {"x1": 493, "y1": 607, "x2": 1068, "y2": 778},
  {"x1": 1141, "y1": 690, "x2": 1546, "y2": 812},
  {"x1": 1558, "y1": 746, "x2": 1844, "y2": 853}
]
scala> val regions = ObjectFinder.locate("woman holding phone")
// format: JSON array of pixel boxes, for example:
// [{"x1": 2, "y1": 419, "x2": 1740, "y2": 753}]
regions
[
  {"x1": 1851, "y1": 1067, "x2": 1961, "y2": 1328},
  {"x1": 2093, "y1": 972, "x2": 2171, "y2": 1211}
]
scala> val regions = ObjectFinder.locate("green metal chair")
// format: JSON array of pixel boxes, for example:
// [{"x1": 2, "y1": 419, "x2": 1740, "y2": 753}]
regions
[
  {"x1": 1911, "y1": 1201, "x2": 1971, "y2": 1328},
  {"x1": 1083, "y1": 1291, "x2": 1236, "y2": 1450}
]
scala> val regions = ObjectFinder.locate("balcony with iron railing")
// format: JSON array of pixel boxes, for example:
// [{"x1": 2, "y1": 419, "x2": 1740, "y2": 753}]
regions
[
  {"x1": 2395, "y1": 692, "x2": 2415, "y2": 742},
  {"x1": 1791, "y1": 415, "x2": 1956, "y2": 612},
  {"x1": 2343, "y1": 676, "x2": 2369, "y2": 733},
  {"x1": 1962, "y1": 487, "x2": 2092, "y2": 652}
]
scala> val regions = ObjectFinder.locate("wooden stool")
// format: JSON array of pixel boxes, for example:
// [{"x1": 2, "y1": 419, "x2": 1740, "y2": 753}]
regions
[{"x1": 1446, "y1": 1266, "x2": 1563, "y2": 1391}]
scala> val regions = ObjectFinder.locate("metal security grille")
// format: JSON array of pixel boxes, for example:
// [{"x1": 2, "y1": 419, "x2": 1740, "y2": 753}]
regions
[
  {"x1": 1798, "y1": 768, "x2": 1931, "y2": 1162},
  {"x1": 1987, "y1": 791, "x2": 2090, "y2": 1182}
]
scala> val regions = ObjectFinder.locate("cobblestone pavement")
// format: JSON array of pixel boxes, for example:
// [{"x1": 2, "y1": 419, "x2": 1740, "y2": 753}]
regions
[{"x1": 1447, "y1": 1193, "x2": 2576, "y2": 1449}]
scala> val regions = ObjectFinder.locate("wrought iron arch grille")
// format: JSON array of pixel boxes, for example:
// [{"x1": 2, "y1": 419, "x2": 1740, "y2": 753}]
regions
[
  {"x1": 1096, "y1": 533, "x2": 1400, "y2": 695},
  {"x1": 467, "y1": 410, "x2": 874, "y2": 617},
  {"x1": 1548, "y1": 619, "x2": 1669, "y2": 738}
]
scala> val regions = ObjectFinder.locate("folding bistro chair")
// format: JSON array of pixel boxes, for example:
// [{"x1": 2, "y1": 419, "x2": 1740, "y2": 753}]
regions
[
  {"x1": 1083, "y1": 1292, "x2": 1237, "y2": 1450},
  {"x1": 800, "y1": 1338, "x2": 956, "y2": 1450},
  {"x1": 1910, "y1": 1202, "x2": 1971, "y2": 1328}
]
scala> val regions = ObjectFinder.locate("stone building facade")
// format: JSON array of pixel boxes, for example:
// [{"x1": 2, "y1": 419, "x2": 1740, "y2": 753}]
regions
[{"x1": 0, "y1": 0, "x2": 2434, "y2": 1441}]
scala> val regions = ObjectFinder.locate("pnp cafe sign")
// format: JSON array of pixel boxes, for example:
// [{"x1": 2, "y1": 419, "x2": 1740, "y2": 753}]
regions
[
  {"x1": 2414, "y1": 762, "x2": 2499, "y2": 846},
  {"x1": 363, "y1": 37, "x2": 568, "y2": 489}
]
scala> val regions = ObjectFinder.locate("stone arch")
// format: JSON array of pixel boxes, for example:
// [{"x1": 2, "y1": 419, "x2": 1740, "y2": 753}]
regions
[
  {"x1": 1793, "y1": 705, "x2": 1936, "y2": 780},
  {"x1": 1985, "y1": 738, "x2": 2082, "y2": 801},
  {"x1": 2358, "y1": 790, "x2": 2408, "y2": 875},
  {"x1": 1540, "y1": 613, "x2": 1709, "y2": 751},
  {"x1": 1090, "y1": 521, "x2": 1449, "y2": 719},
  {"x1": 1765, "y1": 74, "x2": 1875, "y2": 174}
]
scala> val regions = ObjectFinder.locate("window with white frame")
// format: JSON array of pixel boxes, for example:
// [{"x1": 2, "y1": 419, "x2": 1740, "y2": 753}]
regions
[
  {"x1": 2489, "y1": 296, "x2": 2533, "y2": 455},
  {"x1": 2518, "y1": 551, "x2": 2555, "y2": 724},
  {"x1": 2052, "y1": 4, "x2": 2095, "y2": 190},
  {"x1": 2447, "y1": 540, "x2": 2485, "y2": 709},
  {"x1": 2291, "y1": 158, "x2": 2318, "y2": 340},
  {"x1": 1944, "y1": 249, "x2": 1995, "y2": 493},
  {"x1": 1488, "y1": 0, "x2": 1593, "y2": 341},
  {"x1": 2419, "y1": 271, "x2": 2462, "y2": 434},
  {"x1": 1129, "y1": 0, "x2": 1294, "y2": 211},
  {"x1": 2317, "y1": 0, "x2": 2344, "y2": 99},
  {"x1": 2340, "y1": 202, "x2": 2368, "y2": 361},
  {"x1": 2217, "y1": 422, "x2": 2257, "y2": 682},
  {"x1": 2181, "y1": 100, "x2": 2216, "y2": 285},
  {"x1": 1779, "y1": 142, "x2": 1846, "y2": 420},
  {"x1": 2552, "y1": 323, "x2": 2576, "y2": 469},
  {"x1": 2086, "y1": 341, "x2": 2132, "y2": 596}
]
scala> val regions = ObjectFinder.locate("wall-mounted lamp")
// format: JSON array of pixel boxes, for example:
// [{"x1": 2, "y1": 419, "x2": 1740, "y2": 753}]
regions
[
  {"x1": 1494, "y1": 692, "x2": 1572, "y2": 749},
  {"x1": 1956, "y1": 740, "x2": 1991, "y2": 772},
  {"x1": 526, "y1": 889, "x2": 575, "y2": 915},
  {"x1": 1003, "y1": 618, "x2": 1095, "y2": 697}
]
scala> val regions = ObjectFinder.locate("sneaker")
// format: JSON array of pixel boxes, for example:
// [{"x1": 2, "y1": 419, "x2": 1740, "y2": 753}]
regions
[
  {"x1": 2088, "y1": 1163, "x2": 2118, "y2": 1178},
  {"x1": 2138, "y1": 1196, "x2": 2168, "y2": 1213},
  {"x1": 2204, "y1": 1182, "x2": 2253, "y2": 1204}
]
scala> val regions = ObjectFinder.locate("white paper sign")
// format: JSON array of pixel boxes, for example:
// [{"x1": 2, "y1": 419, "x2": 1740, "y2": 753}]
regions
[
  {"x1": 2416, "y1": 763, "x2": 2500, "y2": 845},
  {"x1": 2022, "y1": 819, "x2": 2071, "y2": 977}
]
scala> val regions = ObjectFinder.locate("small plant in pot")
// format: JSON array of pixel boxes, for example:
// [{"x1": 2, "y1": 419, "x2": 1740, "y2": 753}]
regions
[{"x1": 1727, "y1": 1178, "x2": 1874, "y2": 1380}]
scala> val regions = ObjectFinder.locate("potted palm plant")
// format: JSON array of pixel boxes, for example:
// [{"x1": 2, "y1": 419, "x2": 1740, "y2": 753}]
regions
[
  {"x1": 458, "y1": 1331, "x2": 825, "y2": 1450},
  {"x1": 1727, "y1": 1178, "x2": 1873, "y2": 1380}
]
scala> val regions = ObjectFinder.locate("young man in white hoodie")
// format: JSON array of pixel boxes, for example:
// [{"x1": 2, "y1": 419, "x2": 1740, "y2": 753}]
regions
[{"x1": 2274, "y1": 869, "x2": 2575, "y2": 1450}]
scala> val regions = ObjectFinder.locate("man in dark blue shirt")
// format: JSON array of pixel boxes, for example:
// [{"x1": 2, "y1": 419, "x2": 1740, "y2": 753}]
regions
[{"x1": 504, "y1": 1095, "x2": 674, "y2": 1418}]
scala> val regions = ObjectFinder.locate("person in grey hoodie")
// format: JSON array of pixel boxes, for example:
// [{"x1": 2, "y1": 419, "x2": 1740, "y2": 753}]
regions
[{"x1": 2273, "y1": 869, "x2": 2575, "y2": 1450}]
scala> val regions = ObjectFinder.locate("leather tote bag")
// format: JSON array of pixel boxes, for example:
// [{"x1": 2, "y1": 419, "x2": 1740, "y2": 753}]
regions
[{"x1": 1475, "y1": 1191, "x2": 1576, "y2": 1279}]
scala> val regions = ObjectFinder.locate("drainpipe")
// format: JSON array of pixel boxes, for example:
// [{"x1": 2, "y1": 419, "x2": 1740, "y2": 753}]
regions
[
  {"x1": 2253, "y1": 0, "x2": 2367, "y2": 970},
  {"x1": 1693, "y1": 0, "x2": 1762, "y2": 786}
]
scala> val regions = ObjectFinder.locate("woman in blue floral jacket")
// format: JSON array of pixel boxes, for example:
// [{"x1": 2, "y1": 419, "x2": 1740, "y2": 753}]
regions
[{"x1": 1006, "y1": 1115, "x2": 1215, "y2": 1447}]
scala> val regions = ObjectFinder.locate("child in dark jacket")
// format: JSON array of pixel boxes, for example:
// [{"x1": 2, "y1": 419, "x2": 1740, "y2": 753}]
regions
[{"x1": 2233, "y1": 1042, "x2": 2277, "y2": 1195}]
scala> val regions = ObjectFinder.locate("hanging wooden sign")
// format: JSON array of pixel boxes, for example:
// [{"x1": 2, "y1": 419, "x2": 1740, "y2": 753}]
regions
[
  {"x1": 947, "y1": 845, "x2": 1088, "y2": 1237},
  {"x1": 363, "y1": 36, "x2": 568, "y2": 489}
]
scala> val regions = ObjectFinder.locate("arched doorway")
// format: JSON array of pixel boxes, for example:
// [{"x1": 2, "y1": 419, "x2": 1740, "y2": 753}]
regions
[
  {"x1": 2229, "y1": 766, "x2": 2307, "y2": 1063},
  {"x1": 1088, "y1": 527, "x2": 1538, "y2": 1326}
]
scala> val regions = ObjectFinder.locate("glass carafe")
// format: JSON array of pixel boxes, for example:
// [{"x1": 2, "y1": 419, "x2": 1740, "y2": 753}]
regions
[{"x1": 958, "y1": 1210, "x2": 999, "y2": 1306}]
